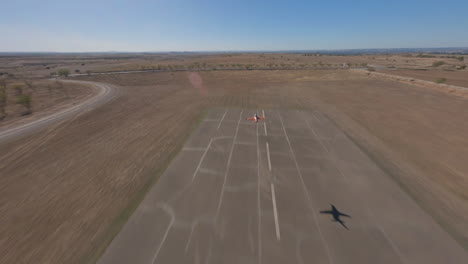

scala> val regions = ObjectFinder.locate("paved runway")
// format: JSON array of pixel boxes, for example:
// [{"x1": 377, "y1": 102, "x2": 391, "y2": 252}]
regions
[{"x1": 98, "y1": 108, "x2": 468, "y2": 264}]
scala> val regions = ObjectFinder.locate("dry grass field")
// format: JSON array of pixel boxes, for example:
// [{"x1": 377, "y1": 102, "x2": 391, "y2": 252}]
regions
[
  {"x1": 0, "y1": 79, "x2": 95, "y2": 129},
  {"x1": 379, "y1": 69, "x2": 468, "y2": 87},
  {"x1": 1, "y1": 53, "x2": 465, "y2": 77},
  {"x1": 0, "y1": 52, "x2": 468, "y2": 263}
]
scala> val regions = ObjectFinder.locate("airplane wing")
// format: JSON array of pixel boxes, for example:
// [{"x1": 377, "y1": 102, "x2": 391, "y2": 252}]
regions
[
  {"x1": 338, "y1": 212, "x2": 351, "y2": 218},
  {"x1": 247, "y1": 117, "x2": 256, "y2": 121},
  {"x1": 258, "y1": 117, "x2": 265, "y2": 120}
]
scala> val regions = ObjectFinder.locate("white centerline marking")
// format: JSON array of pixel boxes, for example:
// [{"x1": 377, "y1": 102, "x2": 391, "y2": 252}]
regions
[
  {"x1": 256, "y1": 119, "x2": 263, "y2": 264},
  {"x1": 270, "y1": 183, "x2": 281, "y2": 241},
  {"x1": 262, "y1": 109, "x2": 267, "y2": 136},
  {"x1": 266, "y1": 142, "x2": 272, "y2": 171},
  {"x1": 217, "y1": 110, "x2": 228, "y2": 130}
]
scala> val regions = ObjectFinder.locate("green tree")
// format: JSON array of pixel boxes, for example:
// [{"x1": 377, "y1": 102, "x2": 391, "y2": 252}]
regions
[
  {"x1": 58, "y1": 69, "x2": 70, "y2": 77},
  {"x1": 16, "y1": 94, "x2": 32, "y2": 115}
]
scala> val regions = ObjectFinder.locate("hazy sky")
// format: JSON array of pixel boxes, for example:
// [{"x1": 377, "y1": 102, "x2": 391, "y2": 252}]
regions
[{"x1": 1, "y1": 0, "x2": 467, "y2": 52}]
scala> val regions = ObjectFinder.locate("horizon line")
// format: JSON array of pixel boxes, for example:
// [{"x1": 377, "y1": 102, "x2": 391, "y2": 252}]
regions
[{"x1": 1, "y1": 46, "x2": 468, "y2": 54}]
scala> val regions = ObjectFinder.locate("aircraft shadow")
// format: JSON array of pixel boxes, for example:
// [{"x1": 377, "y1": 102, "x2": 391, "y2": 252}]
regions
[{"x1": 320, "y1": 204, "x2": 351, "y2": 230}]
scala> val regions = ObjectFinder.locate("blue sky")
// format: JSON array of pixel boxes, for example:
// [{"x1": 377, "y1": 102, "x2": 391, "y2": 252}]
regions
[{"x1": 1, "y1": 0, "x2": 467, "y2": 52}]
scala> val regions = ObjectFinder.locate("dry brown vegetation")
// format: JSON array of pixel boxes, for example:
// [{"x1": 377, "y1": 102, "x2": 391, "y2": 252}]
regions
[
  {"x1": 379, "y1": 69, "x2": 468, "y2": 88},
  {"x1": 1, "y1": 53, "x2": 466, "y2": 78},
  {"x1": 0, "y1": 79, "x2": 94, "y2": 129},
  {"x1": 1, "y1": 52, "x2": 468, "y2": 263}
]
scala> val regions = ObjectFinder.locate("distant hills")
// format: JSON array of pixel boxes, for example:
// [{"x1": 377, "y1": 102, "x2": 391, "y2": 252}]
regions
[
  {"x1": 292, "y1": 47, "x2": 468, "y2": 55},
  {"x1": 1, "y1": 47, "x2": 467, "y2": 56}
]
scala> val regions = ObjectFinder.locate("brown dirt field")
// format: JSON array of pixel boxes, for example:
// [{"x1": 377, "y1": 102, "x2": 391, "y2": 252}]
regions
[
  {"x1": 0, "y1": 79, "x2": 95, "y2": 129},
  {"x1": 2, "y1": 53, "x2": 465, "y2": 78},
  {"x1": 0, "y1": 69, "x2": 468, "y2": 263},
  {"x1": 379, "y1": 69, "x2": 468, "y2": 88}
]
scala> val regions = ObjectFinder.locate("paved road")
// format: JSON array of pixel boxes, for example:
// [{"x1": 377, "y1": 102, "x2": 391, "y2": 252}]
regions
[
  {"x1": 0, "y1": 80, "x2": 118, "y2": 143},
  {"x1": 99, "y1": 108, "x2": 468, "y2": 264}
]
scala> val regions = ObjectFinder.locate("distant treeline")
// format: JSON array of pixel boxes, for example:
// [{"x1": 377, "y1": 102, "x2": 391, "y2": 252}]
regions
[{"x1": 1, "y1": 48, "x2": 468, "y2": 57}]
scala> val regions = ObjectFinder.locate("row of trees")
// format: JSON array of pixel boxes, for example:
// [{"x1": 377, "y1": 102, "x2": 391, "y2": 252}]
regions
[
  {"x1": 135, "y1": 62, "x2": 356, "y2": 71},
  {"x1": 51, "y1": 68, "x2": 93, "y2": 77}
]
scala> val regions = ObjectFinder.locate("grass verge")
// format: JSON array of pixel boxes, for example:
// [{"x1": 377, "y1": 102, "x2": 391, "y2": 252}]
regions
[{"x1": 80, "y1": 109, "x2": 208, "y2": 264}]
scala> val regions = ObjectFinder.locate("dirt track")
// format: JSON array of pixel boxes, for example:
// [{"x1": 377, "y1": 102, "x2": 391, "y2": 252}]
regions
[
  {"x1": 1, "y1": 70, "x2": 468, "y2": 263},
  {"x1": 0, "y1": 80, "x2": 117, "y2": 143}
]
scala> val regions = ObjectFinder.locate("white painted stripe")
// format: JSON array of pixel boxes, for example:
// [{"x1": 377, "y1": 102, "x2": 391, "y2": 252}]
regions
[
  {"x1": 215, "y1": 110, "x2": 244, "y2": 219},
  {"x1": 256, "y1": 121, "x2": 263, "y2": 264},
  {"x1": 192, "y1": 139, "x2": 214, "y2": 181},
  {"x1": 270, "y1": 183, "x2": 281, "y2": 241},
  {"x1": 217, "y1": 110, "x2": 228, "y2": 129},
  {"x1": 266, "y1": 142, "x2": 272, "y2": 171},
  {"x1": 150, "y1": 204, "x2": 175, "y2": 264},
  {"x1": 262, "y1": 109, "x2": 267, "y2": 135}
]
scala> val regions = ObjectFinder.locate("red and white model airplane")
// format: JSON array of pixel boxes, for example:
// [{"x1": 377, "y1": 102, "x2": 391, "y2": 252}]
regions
[{"x1": 246, "y1": 113, "x2": 265, "y2": 123}]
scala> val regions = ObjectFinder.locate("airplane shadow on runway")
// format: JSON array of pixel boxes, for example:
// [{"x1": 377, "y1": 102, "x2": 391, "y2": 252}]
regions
[{"x1": 320, "y1": 204, "x2": 351, "y2": 230}]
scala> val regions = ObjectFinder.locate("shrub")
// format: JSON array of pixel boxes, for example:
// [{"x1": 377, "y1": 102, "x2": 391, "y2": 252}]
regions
[
  {"x1": 58, "y1": 69, "x2": 70, "y2": 77},
  {"x1": 16, "y1": 94, "x2": 32, "y2": 115},
  {"x1": 367, "y1": 66, "x2": 376, "y2": 72},
  {"x1": 435, "y1": 78, "x2": 447, "y2": 84},
  {"x1": 432, "y1": 61, "x2": 445, "y2": 67}
]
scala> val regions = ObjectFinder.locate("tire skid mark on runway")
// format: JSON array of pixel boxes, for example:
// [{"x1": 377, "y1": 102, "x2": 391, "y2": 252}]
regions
[{"x1": 277, "y1": 110, "x2": 334, "y2": 264}]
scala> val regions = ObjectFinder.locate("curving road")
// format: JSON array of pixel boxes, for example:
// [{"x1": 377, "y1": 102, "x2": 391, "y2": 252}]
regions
[{"x1": 0, "y1": 80, "x2": 118, "y2": 143}]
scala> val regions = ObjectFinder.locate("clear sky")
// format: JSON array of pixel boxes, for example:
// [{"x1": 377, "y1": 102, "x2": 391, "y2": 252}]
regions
[{"x1": 1, "y1": 0, "x2": 467, "y2": 52}]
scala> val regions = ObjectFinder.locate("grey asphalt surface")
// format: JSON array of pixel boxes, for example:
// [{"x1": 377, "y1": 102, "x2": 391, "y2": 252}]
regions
[
  {"x1": 0, "y1": 80, "x2": 117, "y2": 143},
  {"x1": 98, "y1": 108, "x2": 468, "y2": 264}
]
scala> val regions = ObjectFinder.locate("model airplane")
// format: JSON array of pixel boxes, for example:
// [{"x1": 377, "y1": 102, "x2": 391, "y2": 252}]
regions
[
  {"x1": 320, "y1": 204, "x2": 351, "y2": 230},
  {"x1": 246, "y1": 113, "x2": 265, "y2": 123}
]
